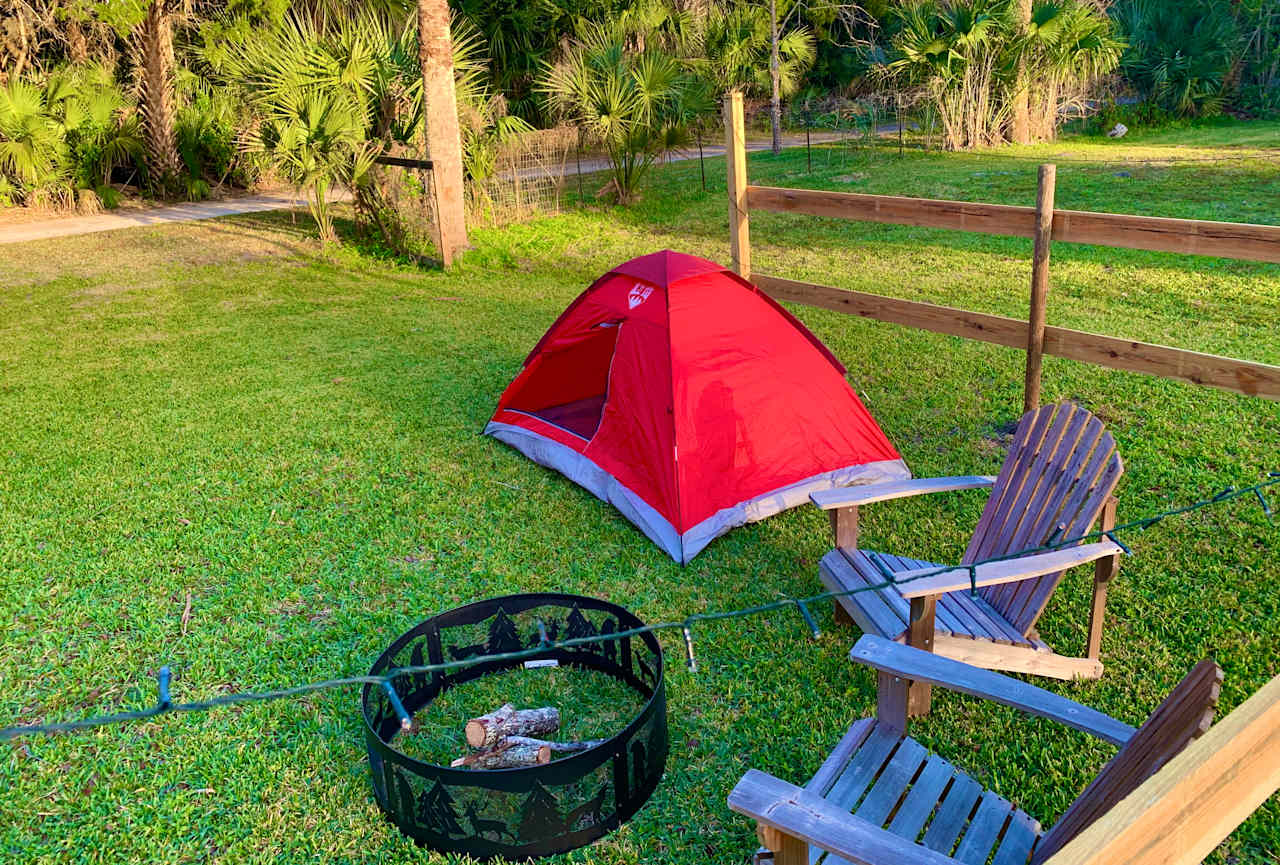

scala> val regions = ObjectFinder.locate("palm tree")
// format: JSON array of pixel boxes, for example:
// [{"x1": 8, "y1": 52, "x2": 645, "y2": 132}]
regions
[
  {"x1": 1016, "y1": 1, "x2": 1124, "y2": 138},
  {"x1": 703, "y1": 2, "x2": 815, "y2": 101},
  {"x1": 0, "y1": 65, "x2": 142, "y2": 208},
  {"x1": 880, "y1": 0, "x2": 1120, "y2": 148},
  {"x1": 1113, "y1": 0, "x2": 1240, "y2": 117},
  {"x1": 0, "y1": 78, "x2": 67, "y2": 202},
  {"x1": 416, "y1": 0, "x2": 468, "y2": 267},
  {"x1": 134, "y1": 0, "x2": 183, "y2": 191},
  {"x1": 249, "y1": 89, "x2": 375, "y2": 242},
  {"x1": 540, "y1": 20, "x2": 712, "y2": 203}
]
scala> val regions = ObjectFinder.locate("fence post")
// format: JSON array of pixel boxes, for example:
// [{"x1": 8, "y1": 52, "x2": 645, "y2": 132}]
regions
[
  {"x1": 897, "y1": 94, "x2": 904, "y2": 157},
  {"x1": 805, "y1": 109, "x2": 811, "y2": 173},
  {"x1": 1024, "y1": 163, "x2": 1056, "y2": 412},
  {"x1": 575, "y1": 127, "x2": 584, "y2": 207},
  {"x1": 725, "y1": 91, "x2": 751, "y2": 279},
  {"x1": 697, "y1": 127, "x2": 706, "y2": 194}
]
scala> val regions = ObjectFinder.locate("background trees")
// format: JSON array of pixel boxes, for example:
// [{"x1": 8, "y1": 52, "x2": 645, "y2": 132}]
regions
[
  {"x1": 0, "y1": 0, "x2": 1277, "y2": 217},
  {"x1": 878, "y1": 0, "x2": 1122, "y2": 149},
  {"x1": 540, "y1": 17, "x2": 711, "y2": 203}
]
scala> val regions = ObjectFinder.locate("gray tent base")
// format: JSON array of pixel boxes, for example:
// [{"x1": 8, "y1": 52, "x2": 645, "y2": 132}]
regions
[{"x1": 484, "y1": 421, "x2": 910, "y2": 564}]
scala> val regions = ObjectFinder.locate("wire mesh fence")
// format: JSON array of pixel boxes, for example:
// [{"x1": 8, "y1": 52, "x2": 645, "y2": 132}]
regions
[{"x1": 469, "y1": 126, "x2": 577, "y2": 226}]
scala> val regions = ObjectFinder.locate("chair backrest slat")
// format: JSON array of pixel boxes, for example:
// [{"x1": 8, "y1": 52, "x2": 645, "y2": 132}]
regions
[
  {"x1": 1032, "y1": 659, "x2": 1224, "y2": 864},
  {"x1": 963, "y1": 402, "x2": 1125, "y2": 635},
  {"x1": 964, "y1": 405, "x2": 1064, "y2": 562}
]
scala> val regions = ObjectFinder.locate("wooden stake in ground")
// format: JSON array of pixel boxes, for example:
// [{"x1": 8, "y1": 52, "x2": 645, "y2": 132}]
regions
[
  {"x1": 465, "y1": 704, "x2": 560, "y2": 748},
  {"x1": 415, "y1": 0, "x2": 468, "y2": 268}
]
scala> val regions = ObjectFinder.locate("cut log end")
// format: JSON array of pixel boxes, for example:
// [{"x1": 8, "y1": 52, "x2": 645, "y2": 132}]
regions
[{"x1": 465, "y1": 703, "x2": 559, "y2": 748}]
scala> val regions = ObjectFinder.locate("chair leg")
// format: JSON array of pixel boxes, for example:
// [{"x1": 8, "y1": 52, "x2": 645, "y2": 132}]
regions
[
  {"x1": 827, "y1": 506, "x2": 859, "y2": 630},
  {"x1": 906, "y1": 596, "x2": 937, "y2": 716},
  {"x1": 877, "y1": 670, "x2": 910, "y2": 732},
  {"x1": 756, "y1": 825, "x2": 807, "y2": 865},
  {"x1": 1087, "y1": 495, "x2": 1120, "y2": 661},
  {"x1": 829, "y1": 505, "x2": 858, "y2": 550}
]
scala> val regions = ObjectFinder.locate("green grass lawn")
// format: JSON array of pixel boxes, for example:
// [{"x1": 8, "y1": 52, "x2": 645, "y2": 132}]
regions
[{"x1": 1, "y1": 118, "x2": 1278, "y2": 864}]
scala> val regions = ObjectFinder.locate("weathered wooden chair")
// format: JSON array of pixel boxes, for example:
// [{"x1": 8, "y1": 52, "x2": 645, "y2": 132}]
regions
[
  {"x1": 730, "y1": 635, "x2": 1280, "y2": 865},
  {"x1": 811, "y1": 402, "x2": 1125, "y2": 711}
]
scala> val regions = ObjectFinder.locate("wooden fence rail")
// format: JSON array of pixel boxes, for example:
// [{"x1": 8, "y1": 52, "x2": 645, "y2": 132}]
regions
[
  {"x1": 723, "y1": 92, "x2": 1280, "y2": 405},
  {"x1": 743, "y1": 186, "x2": 1280, "y2": 263}
]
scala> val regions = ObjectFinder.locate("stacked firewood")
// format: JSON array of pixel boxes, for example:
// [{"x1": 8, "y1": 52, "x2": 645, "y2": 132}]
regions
[{"x1": 450, "y1": 703, "x2": 605, "y2": 769}]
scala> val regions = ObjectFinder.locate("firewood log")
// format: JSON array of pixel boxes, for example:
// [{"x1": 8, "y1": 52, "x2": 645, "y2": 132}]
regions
[
  {"x1": 450, "y1": 736, "x2": 609, "y2": 769},
  {"x1": 464, "y1": 703, "x2": 559, "y2": 748},
  {"x1": 503, "y1": 736, "x2": 609, "y2": 761},
  {"x1": 450, "y1": 740, "x2": 550, "y2": 769}
]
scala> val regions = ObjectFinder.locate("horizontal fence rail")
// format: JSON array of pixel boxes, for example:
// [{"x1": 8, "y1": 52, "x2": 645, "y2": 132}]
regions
[
  {"x1": 722, "y1": 91, "x2": 1280, "y2": 404},
  {"x1": 374, "y1": 155, "x2": 434, "y2": 170},
  {"x1": 755, "y1": 275, "x2": 1280, "y2": 399},
  {"x1": 745, "y1": 186, "x2": 1280, "y2": 263}
]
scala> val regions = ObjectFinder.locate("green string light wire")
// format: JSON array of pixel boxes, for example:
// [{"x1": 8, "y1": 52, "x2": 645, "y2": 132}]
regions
[{"x1": 2, "y1": 475, "x2": 1276, "y2": 741}]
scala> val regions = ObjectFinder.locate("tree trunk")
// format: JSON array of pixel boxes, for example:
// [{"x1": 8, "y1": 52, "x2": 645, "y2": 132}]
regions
[
  {"x1": 67, "y1": 17, "x2": 89, "y2": 64},
  {"x1": 1010, "y1": 0, "x2": 1032, "y2": 145},
  {"x1": 9, "y1": 6, "x2": 30, "y2": 81},
  {"x1": 136, "y1": 0, "x2": 182, "y2": 192},
  {"x1": 769, "y1": 0, "x2": 782, "y2": 156},
  {"x1": 416, "y1": 0, "x2": 468, "y2": 268}
]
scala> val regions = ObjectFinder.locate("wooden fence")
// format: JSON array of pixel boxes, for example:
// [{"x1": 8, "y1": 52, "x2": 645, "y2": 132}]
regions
[{"x1": 722, "y1": 92, "x2": 1280, "y2": 406}]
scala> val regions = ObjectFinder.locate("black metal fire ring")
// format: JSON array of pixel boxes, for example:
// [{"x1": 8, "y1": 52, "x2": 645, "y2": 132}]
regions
[{"x1": 362, "y1": 593, "x2": 668, "y2": 859}]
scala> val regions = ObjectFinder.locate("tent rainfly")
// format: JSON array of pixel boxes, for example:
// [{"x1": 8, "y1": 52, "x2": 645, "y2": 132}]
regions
[{"x1": 484, "y1": 250, "x2": 909, "y2": 563}]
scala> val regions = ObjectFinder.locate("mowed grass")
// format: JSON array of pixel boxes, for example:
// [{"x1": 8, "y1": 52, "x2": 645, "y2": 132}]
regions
[{"x1": 0, "y1": 118, "x2": 1278, "y2": 864}]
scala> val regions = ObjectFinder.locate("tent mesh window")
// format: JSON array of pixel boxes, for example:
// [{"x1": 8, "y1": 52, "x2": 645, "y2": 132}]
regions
[
  {"x1": 363, "y1": 593, "x2": 667, "y2": 860},
  {"x1": 505, "y1": 324, "x2": 620, "y2": 440}
]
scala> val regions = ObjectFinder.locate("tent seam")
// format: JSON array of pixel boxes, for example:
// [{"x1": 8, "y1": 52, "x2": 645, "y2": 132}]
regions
[{"x1": 664, "y1": 271, "x2": 685, "y2": 563}]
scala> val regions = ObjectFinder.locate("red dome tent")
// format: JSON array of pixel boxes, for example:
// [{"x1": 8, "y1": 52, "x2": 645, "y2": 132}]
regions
[{"x1": 485, "y1": 251, "x2": 909, "y2": 563}]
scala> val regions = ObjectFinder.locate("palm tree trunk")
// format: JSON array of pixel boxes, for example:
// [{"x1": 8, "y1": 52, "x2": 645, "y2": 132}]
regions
[
  {"x1": 67, "y1": 17, "x2": 89, "y2": 64},
  {"x1": 769, "y1": 0, "x2": 782, "y2": 155},
  {"x1": 1010, "y1": 0, "x2": 1031, "y2": 144},
  {"x1": 416, "y1": 0, "x2": 468, "y2": 268},
  {"x1": 10, "y1": 6, "x2": 30, "y2": 81},
  {"x1": 136, "y1": 0, "x2": 182, "y2": 191}
]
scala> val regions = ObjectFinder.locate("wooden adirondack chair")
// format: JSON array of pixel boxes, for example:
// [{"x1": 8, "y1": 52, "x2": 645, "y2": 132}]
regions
[
  {"x1": 811, "y1": 401, "x2": 1125, "y2": 712},
  {"x1": 730, "y1": 635, "x2": 1280, "y2": 865}
]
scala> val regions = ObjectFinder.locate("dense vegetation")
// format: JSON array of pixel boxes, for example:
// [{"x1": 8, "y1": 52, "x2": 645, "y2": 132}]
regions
[
  {"x1": 0, "y1": 1, "x2": 1276, "y2": 221},
  {"x1": 2, "y1": 121, "x2": 1278, "y2": 863}
]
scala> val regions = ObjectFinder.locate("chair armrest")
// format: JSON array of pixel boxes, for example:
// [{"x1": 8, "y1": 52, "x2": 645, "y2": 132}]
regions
[
  {"x1": 729, "y1": 769, "x2": 962, "y2": 865},
  {"x1": 850, "y1": 635, "x2": 1134, "y2": 745},
  {"x1": 895, "y1": 541, "x2": 1125, "y2": 599},
  {"x1": 810, "y1": 476, "x2": 996, "y2": 511}
]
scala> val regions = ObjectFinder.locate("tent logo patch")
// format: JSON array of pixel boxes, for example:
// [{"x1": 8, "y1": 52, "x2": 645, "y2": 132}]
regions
[{"x1": 628, "y1": 283, "x2": 653, "y2": 309}]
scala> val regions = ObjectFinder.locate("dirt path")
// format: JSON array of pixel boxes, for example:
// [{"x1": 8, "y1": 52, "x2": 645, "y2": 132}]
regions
[
  {"x1": 0, "y1": 189, "x2": 353, "y2": 246},
  {"x1": 1, "y1": 131, "x2": 885, "y2": 245}
]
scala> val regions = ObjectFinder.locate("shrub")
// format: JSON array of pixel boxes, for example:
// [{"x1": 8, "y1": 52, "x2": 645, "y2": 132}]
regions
[
  {"x1": 1113, "y1": 0, "x2": 1240, "y2": 117},
  {"x1": 879, "y1": 0, "x2": 1123, "y2": 149},
  {"x1": 540, "y1": 21, "x2": 712, "y2": 203}
]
